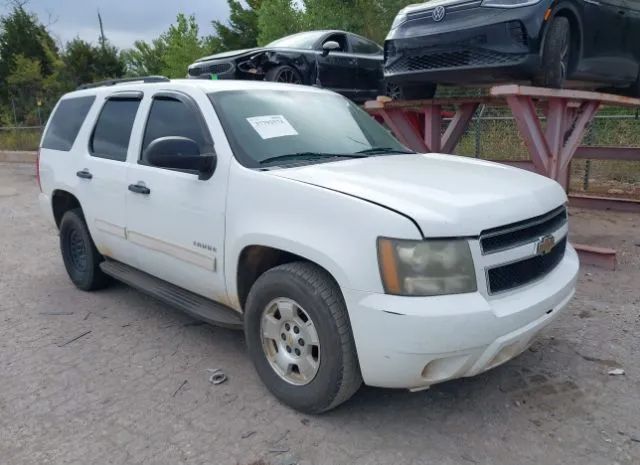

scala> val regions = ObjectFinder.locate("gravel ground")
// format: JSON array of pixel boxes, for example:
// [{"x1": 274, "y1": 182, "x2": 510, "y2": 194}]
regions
[{"x1": 1, "y1": 162, "x2": 638, "y2": 465}]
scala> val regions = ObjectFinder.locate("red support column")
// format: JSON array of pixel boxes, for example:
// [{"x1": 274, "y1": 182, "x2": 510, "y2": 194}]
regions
[
  {"x1": 379, "y1": 108, "x2": 429, "y2": 153},
  {"x1": 505, "y1": 95, "x2": 550, "y2": 175},
  {"x1": 442, "y1": 103, "x2": 478, "y2": 153},
  {"x1": 424, "y1": 105, "x2": 442, "y2": 152}
]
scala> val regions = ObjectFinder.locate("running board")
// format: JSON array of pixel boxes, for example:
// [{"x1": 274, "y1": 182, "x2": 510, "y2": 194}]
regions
[{"x1": 99, "y1": 260, "x2": 243, "y2": 330}]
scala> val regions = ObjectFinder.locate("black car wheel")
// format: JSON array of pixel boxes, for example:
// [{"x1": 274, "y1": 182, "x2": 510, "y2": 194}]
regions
[
  {"x1": 244, "y1": 262, "x2": 362, "y2": 413},
  {"x1": 629, "y1": 72, "x2": 640, "y2": 98},
  {"x1": 59, "y1": 208, "x2": 110, "y2": 291},
  {"x1": 266, "y1": 65, "x2": 303, "y2": 85},
  {"x1": 386, "y1": 81, "x2": 436, "y2": 100},
  {"x1": 536, "y1": 17, "x2": 571, "y2": 89}
]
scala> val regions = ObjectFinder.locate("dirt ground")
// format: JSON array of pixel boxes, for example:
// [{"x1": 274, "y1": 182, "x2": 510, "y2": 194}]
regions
[{"x1": 1, "y1": 162, "x2": 638, "y2": 465}]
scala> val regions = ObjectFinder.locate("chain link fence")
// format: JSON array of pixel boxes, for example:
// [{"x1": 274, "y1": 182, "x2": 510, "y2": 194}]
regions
[
  {"x1": 0, "y1": 126, "x2": 44, "y2": 152},
  {"x1": 448, "y1": 106, "x2": 640, "y2": 200}
]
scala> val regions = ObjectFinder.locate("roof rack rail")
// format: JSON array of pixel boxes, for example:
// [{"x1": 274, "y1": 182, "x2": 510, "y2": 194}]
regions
[{"x1": 77, "y1": 76, "x2": 170, "y2": 90}]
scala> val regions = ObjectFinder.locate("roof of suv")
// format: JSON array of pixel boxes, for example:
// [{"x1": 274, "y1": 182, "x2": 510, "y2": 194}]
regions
[{"x1": 64, "y1": 78, "x2": 330, "y2": 100}]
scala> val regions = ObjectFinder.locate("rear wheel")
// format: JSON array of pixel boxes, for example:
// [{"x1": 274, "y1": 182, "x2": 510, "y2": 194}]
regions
[
  {"x1": 535, "y1": 17, "x2": 571, "y2": 89},
  {"x1": 265, "y1": 65, "x2": 303, "y2": 85},
  {"x1": 59, "y1": 208, "x2": 110, "y2": 291},
  {"x1": 386, "y1": 81, "x2": 436, "y2": 100},
  {"x1": 628, "y1": 72, "x2": 640, "y2": 98},
  {"x1": 244, "y1": 262, "x2": 362, "y2": 413}
]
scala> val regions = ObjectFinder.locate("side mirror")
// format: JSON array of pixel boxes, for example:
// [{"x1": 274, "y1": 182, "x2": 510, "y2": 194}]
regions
[
  {"x1": 322, "y1": 41, "x2": 341, "y2": 57},
  {"x1": 144, "y1": 136, "x2": 216, "y2": 180}
]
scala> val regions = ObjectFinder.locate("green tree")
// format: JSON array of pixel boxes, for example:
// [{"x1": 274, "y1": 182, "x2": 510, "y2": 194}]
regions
[
  {"x1": 0, "y1": 3, "x2": 59, "y2": 103},
  {"x1": 121, "y1": 39, "x2": 167, "y2": 76},
  {"x1": 159, "y1": 14, "x2": 210, "y2": 78},
  {"x1": 257, "y1": 0, "x2": 303, "y2": 46},
  {"x1": 94, "y1": 38, "x2": 126, "y2": 80},
  {"x1": 62, "y1": 38, "x2": 125, "y2": 87},
  {"x1": 210, "y1": 0, "x2": 263, "y2": 52}
]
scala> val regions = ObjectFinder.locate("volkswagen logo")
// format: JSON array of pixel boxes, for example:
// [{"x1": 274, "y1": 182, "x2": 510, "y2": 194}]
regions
[
  {"x1": 536, "y1": 235, "x2": 556, "y2": 256},
  {"x1": 432, "y1": 5, "x2": 446, "y2": 22}
]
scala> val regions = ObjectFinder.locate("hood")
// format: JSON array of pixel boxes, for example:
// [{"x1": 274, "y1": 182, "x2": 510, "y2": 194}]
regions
[
  {"x1": 402, "y1": 0, "x2": 466, "y2": 14},
  {"x1": 195, "y1": 48, "x2": 261, "y2": 62},
  {"x1": 269, "y1": 154, "x2": 567, "y2": 237}
]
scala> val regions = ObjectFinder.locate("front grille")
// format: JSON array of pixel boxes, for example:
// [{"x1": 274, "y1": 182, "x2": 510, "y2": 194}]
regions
[
  {"x1": 487, "y1": 237, "x2": 567, "y2": 294},
  {"x1": 481, "y1": 206, "x2": 567, "y2": 254},
  {"x1": 386, "y1": 49, "x2": 526, "y2": 73},
  {"x1": 406, "y1": 0, "x2": 482, "y2": 22},
  {"x1": 188, "y1": 62, "x2": 233, "y2": 77}
]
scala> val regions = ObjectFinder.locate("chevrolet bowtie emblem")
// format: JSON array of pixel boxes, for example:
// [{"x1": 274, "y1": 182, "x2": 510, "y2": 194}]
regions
[{"x1": 536, "y1": 235, "x2": 556, "y2": 256}]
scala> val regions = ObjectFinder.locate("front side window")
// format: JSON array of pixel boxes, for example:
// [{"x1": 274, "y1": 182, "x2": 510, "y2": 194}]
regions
[
  {"x1": 141, "y1": 98, "x2": 208, "y2": 160},
  {"x1": 90, "y1": 98, "x2": 141, "y2": 161},
  {"x1": 350, "y1": 35, "x2": 382, "y2": 55},
  {"x1": 42, "y1": 96, "x2": 95, "y2": 151},
  {"x1": 209, "y1": 90, "x2": 409, "y2": 168}
]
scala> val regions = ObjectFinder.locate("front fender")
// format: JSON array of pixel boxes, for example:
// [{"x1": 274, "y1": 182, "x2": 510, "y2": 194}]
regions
[{"x1": 224, "y1": 161, "x2": 422, "y2": 310}]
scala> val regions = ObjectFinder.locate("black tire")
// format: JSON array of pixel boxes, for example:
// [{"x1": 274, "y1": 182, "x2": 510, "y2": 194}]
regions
[
  {"x1": 535, "y1": 17, "x2": 571, "y2": 89},
  {"x1": 265, "y1": 65, "x2": 303, "y2": 85},
  {"x1": 59, "y1": 208, "x2": 110, "y2": 291},
  {"x1": 244, "y1": 262, "x2": 362, "y2": 413},
  {"x1": 386, "y1": 81, "x2": 436, "y2": 100},
  {"x1": 628, "y1": 72, "x2": 640, "y2": 98}
]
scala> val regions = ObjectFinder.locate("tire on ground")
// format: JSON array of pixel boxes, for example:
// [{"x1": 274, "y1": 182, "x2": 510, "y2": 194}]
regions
[
  {"x1": 59, "y1": 208, "x2": 110, "y2": 291},
  {"x1": 244, "y1": 261, "x2": 362, "y2": 413},
  {"x1": 535, "y1": 16, "x2": 571, "y2": 89}
]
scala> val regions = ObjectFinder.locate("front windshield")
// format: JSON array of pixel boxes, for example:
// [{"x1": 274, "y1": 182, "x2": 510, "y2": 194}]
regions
[
  {"x1": 209, "y1": 90, "x2": 410, "y2": 168},
  {"x1": 267, "y1": 31, "x2": 325, "y2": 49}
]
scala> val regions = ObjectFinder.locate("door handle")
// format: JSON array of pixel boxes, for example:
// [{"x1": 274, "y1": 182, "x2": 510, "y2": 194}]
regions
[
  {"x1": 76, "y1": 169, "x2": 92, "y2": 180},
  {"x1": 128, "y1": 183, "x2": 151, "y2": 195}
]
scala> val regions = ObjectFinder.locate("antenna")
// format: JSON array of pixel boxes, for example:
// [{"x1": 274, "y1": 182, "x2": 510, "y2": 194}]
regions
[{"x1": 97, "y1": 9, "x2": 106, "y2": 49}]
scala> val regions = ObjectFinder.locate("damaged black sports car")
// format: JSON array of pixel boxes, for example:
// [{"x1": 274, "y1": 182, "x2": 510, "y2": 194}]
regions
[{"x1": 187, "y1": 30, "x2": 384, "y2": 103}]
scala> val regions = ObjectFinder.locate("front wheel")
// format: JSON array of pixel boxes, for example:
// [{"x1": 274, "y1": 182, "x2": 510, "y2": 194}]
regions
[
  {"x1": 244, "y1": 262, "x2": 362, "y2": 413},
  {"x1": 265, "y1": 65, "x2": 303, "y2": 85},
  {"x1": 386, "y1": 81, "x2": 436, "y2": 100},
  {"x1": 535, "y1": 17, "x2": 571, "y2": 88}
]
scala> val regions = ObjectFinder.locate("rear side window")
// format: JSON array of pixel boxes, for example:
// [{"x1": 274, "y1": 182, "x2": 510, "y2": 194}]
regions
[
  {"x1": 90, "y1": 99, "x2": 141, "y2": 162},
  {"x1": 42, "y1": 96, "x2": 95, "y2": 151}
]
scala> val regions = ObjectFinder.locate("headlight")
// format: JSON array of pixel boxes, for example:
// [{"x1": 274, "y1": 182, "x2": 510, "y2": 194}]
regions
[
  {"x1": 482, "y1": 0, "x2": 542, "y2": 8},
  {"x1": 378, "y1": 238, "x2": 477, "y2": 296},
  {"x1": 390, "y1": 11, "x2": 408, "y2": 29}
]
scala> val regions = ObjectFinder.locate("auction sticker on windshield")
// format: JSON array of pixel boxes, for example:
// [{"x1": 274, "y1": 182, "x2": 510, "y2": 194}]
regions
[{"x1": 247, "y1": 115, "x2": 298, "y2": 139}]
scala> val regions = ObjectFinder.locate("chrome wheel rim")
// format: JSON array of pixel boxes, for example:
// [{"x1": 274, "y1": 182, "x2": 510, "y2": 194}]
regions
[
  {"x1": 276, "y1": 69, "x2": 301, "y2": 84},
  {"x1": 260, "y1": 298, "x2": 320, "y2": 386}
]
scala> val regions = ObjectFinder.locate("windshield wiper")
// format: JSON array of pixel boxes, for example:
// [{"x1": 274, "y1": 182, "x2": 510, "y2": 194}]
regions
[
  {"x1": 355, "y1": 147, "x2": 415, "y2": 155},
  {"x1": 259, "y1": 152, "x2": 368, "y2": 166}
]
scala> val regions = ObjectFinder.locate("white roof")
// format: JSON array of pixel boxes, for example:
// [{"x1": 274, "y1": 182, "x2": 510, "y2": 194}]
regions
[{"x1": 63, "y1": 78, "x2": 331, "y2": 100}]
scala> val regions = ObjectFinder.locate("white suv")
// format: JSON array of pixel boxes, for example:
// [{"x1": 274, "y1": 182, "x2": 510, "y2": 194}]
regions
[{"x1": 37, "y1": 77, "x2": 579, "y2": 413}]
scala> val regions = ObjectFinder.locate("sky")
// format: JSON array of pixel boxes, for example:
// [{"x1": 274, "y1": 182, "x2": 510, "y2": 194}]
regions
[{"x1": 0, "y1": 0, "x2": 232, "y2": 50}]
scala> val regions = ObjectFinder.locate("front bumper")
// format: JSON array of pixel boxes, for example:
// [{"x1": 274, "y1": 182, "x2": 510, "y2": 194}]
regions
[
  {"x1": 343, "y1": 244, "x2": 579, "y2": 389},
  {"x1": 385, "y1": 3, "x2": 549, "y2": 85}
]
